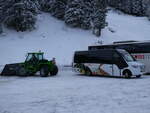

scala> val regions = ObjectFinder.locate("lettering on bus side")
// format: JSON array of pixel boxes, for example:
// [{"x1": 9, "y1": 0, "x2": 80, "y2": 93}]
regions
[
  {"x1": 132, "y1": 53, "x2": 150, "y2": 60},
  {"x1": 132, "y1": 54, "x2": 144, "y2": 59},
  {"x1": 145, "y1": 54, "x2": 150, "y2": 59}
]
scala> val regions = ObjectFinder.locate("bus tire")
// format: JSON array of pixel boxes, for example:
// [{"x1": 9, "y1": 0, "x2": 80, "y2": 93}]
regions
[
  {"x1": 85, "y1": 67, "x2": 92, "y2": 76},
  {"x1": 136, "y1": 75, "x2": 141, "y2": 78},
  {"x1": 123, "y1": 70, "x2": 132, "y2": 78}
]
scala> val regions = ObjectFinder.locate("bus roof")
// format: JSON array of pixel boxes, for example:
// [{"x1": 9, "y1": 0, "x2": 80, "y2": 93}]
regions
[
  {"x1": 74, "y1": 49, "x2": 128, "y2": 69},
  {"x1": 90, "y1": 40, "x2": 150, "y2": 47},
  {"x1": 74, "y1": 49, "x2": 121, "y2": 63},
  {"x1": 88, "y1": 40, "x2": 150, "y2": 53}
]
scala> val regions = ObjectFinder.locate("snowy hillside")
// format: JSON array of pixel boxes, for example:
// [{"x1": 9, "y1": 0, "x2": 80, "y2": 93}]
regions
[{"x1": 0, "y1": 10, "x2": 150, "y2": 65}]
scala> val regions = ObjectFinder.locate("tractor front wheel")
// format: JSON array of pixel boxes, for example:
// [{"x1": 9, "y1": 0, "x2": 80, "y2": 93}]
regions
[
  {"x1": 40, "y1": 66, "x2": 49, "y2": 77},
  {"x1": 50, "y1": 65, "x2": 58, "y2": 76}
]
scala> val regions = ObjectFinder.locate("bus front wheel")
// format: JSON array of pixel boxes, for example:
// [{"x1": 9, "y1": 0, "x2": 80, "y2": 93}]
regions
[
  {"x1": 136, "y1": 75, "x2": 141, "y2": 78},
  {"x1": 123, "y1": 70, "x2": 132, "y2": 78}
]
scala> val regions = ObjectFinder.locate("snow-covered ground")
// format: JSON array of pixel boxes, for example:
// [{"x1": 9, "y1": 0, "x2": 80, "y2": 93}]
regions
[
  {"x1": 1, "y1": 10, "x2": 150, "y2": 113},
  {"x1": 0, "y1": 10, "x2": 150, "y2": 65},
  {"x1": 0, "y1": 68, "x2": 150, "y2": 113}
]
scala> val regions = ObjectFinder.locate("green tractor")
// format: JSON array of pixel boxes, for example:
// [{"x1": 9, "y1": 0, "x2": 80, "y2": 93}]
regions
[{"x1": 1, "y1": 52, "x2": 58, "y2": 77}]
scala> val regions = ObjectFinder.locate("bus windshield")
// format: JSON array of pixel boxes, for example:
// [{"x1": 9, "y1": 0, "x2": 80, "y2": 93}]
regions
[{"x1": 119, "y1": 50, "x2": 135, "y2": 62}]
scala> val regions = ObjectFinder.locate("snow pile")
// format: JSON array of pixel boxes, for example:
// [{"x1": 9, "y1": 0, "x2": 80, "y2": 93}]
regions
[{"x1": 0, "y1": 11, "x2": 150, "y2": 65}]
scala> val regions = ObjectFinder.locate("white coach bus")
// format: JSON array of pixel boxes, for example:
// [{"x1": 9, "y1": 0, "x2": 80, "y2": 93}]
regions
[
  {"x1": 88, "y1": 41, "x2": 150, "y2": 74},
  {"x1": 73, "y1": 49, "x2": 145, "y2": 78}
]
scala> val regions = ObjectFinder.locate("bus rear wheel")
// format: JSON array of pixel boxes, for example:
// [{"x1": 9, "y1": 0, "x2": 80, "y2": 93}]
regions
[{"x1": 85, "y1": 67, "x2": 92, "y2": 76}]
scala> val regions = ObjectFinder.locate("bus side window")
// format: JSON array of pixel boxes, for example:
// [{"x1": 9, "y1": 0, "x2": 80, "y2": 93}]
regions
[{"x1": 113, "y1": 53, "x2": 121, "y2": 61}]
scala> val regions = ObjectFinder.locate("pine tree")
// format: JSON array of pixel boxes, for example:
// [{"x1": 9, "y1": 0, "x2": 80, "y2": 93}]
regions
[
  {"x1": 50, "y1": 0, "x2": 68, "y2": 19},
  {"x1": 108, "y1": 0, "x2": 122, "y2": 9},
  {"x1": 131, "y1": 0, "x2": 143, "y2": 16},
  {"x1": 65, "y1": 0, "x2": 107, "y2": 36},
  {"x1": 39, "y1": 0, "x2": 67, "y2": 20},
  {"x1": 23, "y1": 0, "x2": 40, "y2": 14},
  {"x1": 142, "y1": 0, "x2": 147, "y2": 14},
  {"x1": 65, "y1": 0, "x2": 85, "y2": 28},
  {"x1": 108, "y1": 0, "x2": 146, "y2": 16},
  {"x1": 121, "y1": 0, "x2": 132, "y2": 14},
  {"x1": 0, "y1": 2, "x2": 3, "y2": 34},
  {"x1": 91, "y1": 0, "x2": 107, "y2": 37},
  {"x1": 0, "y1": 0, "x2": 5, "y2": 21},
  {"x1": 146, "y1": 5, "x2": 150, "y2": 20},
  {"x1": 4, "y1": 0, "x2": 38, "y2": 31},
  {"x1": 38, "y1": 0, "x2": 50, "y2": 12},
  {"x1": 142, "y1": 0, "x2": 150, "y2": 18},
  {"x1": 79, "y1": 0, "x2": 94, "y2": 29}
]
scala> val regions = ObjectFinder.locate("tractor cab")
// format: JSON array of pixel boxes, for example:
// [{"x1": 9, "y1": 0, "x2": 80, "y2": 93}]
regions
[{"x1": 25, "y1": 52, "x2": 44, "y2": 62}]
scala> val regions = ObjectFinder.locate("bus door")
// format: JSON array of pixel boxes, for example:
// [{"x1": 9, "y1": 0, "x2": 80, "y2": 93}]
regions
[
  {"x1": 112, "y1": 52, "x2": 122, "y2": 76},
  {"x1": 112, "y1": 64, "x2": 121, "y2": 76}
]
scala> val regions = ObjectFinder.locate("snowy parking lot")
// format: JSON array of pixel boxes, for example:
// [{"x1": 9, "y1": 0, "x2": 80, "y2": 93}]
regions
[{"x1": 0, "y1": 67, "x2": 150, "y2": 113}]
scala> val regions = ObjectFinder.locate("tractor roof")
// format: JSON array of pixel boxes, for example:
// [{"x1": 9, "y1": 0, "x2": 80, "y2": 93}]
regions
[{"x1": 28, "y1": 52, "x2": 44, "y2": 54}]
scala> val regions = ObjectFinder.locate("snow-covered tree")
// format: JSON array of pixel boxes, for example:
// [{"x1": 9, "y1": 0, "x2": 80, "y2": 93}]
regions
[
  {"x1": 65, "y1": 0, "x2": 85, "y2": 28},
  {"x1": 108, "y1": 0, "x2": 122, "y2": 9},
  {"x1": 50, "y1": 0, "x2": 68, "y2": 19},
  {"x1": 120, "y1": 0, "x2": 132, "y2": 14},
  {"x1": 65, "y1": 0, "x2": 107, "y2": 36},
  {"x1": 108, "y1": 0, "x2": 147, "y2": 16},
  {"x1": 91, "y1": 0, "x2": 107, "y2": 36},
  {"x1": 23, "y1": 0, "x2": 40, "y2": 14},
  {"x1": 0, "y1": 4, "x2": 3, "y2": 34},
  {"x1": 5, "y1": 3, "x2": 37, "y2": 31},
  {"x1": 0, "y1": 0, "x2": 4, "y2": 18},
  {"x1": 146, "y1": 5, "x2": 150, "y2": 20},
  {"x1": 39, "y1": 0, "x2": 67, "y2": 19},
  {"x1": 38, "y1": 0, "x2": 49, "y2": 11},
  {"x1": 142, "y1": 0, "x2": 150, "y2": 19},
  {"x1": 80, "y1": 0, "x2": 96, "y2": 29},
  {"x1": 3, "y1": 0, "x2": 38, "y2": 31},
  {"x1": 131, "y1": 0, "x2": 143, "y2": 16}
]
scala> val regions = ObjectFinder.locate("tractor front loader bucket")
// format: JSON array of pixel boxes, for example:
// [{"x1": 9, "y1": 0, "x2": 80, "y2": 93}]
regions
[{"x1": 1, "y1": 63, "x2": 21, "y2": 76}]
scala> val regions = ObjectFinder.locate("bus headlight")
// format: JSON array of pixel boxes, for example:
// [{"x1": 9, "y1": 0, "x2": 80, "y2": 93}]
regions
[
  {"x1": 140, "y1": 65, "x2": 145, "y2": 72},
  {"x1": 132, "y1": 65, "x2": 138, "y2": 68}
]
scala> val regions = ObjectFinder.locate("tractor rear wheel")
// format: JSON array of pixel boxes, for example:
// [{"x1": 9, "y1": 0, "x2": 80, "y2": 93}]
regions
[
  {"x1": 50, "y1": 65, "x2": 58, "y2": 76},
  {"x1": 40, "y1": 66, "x2": 49, "y2": 77}
]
